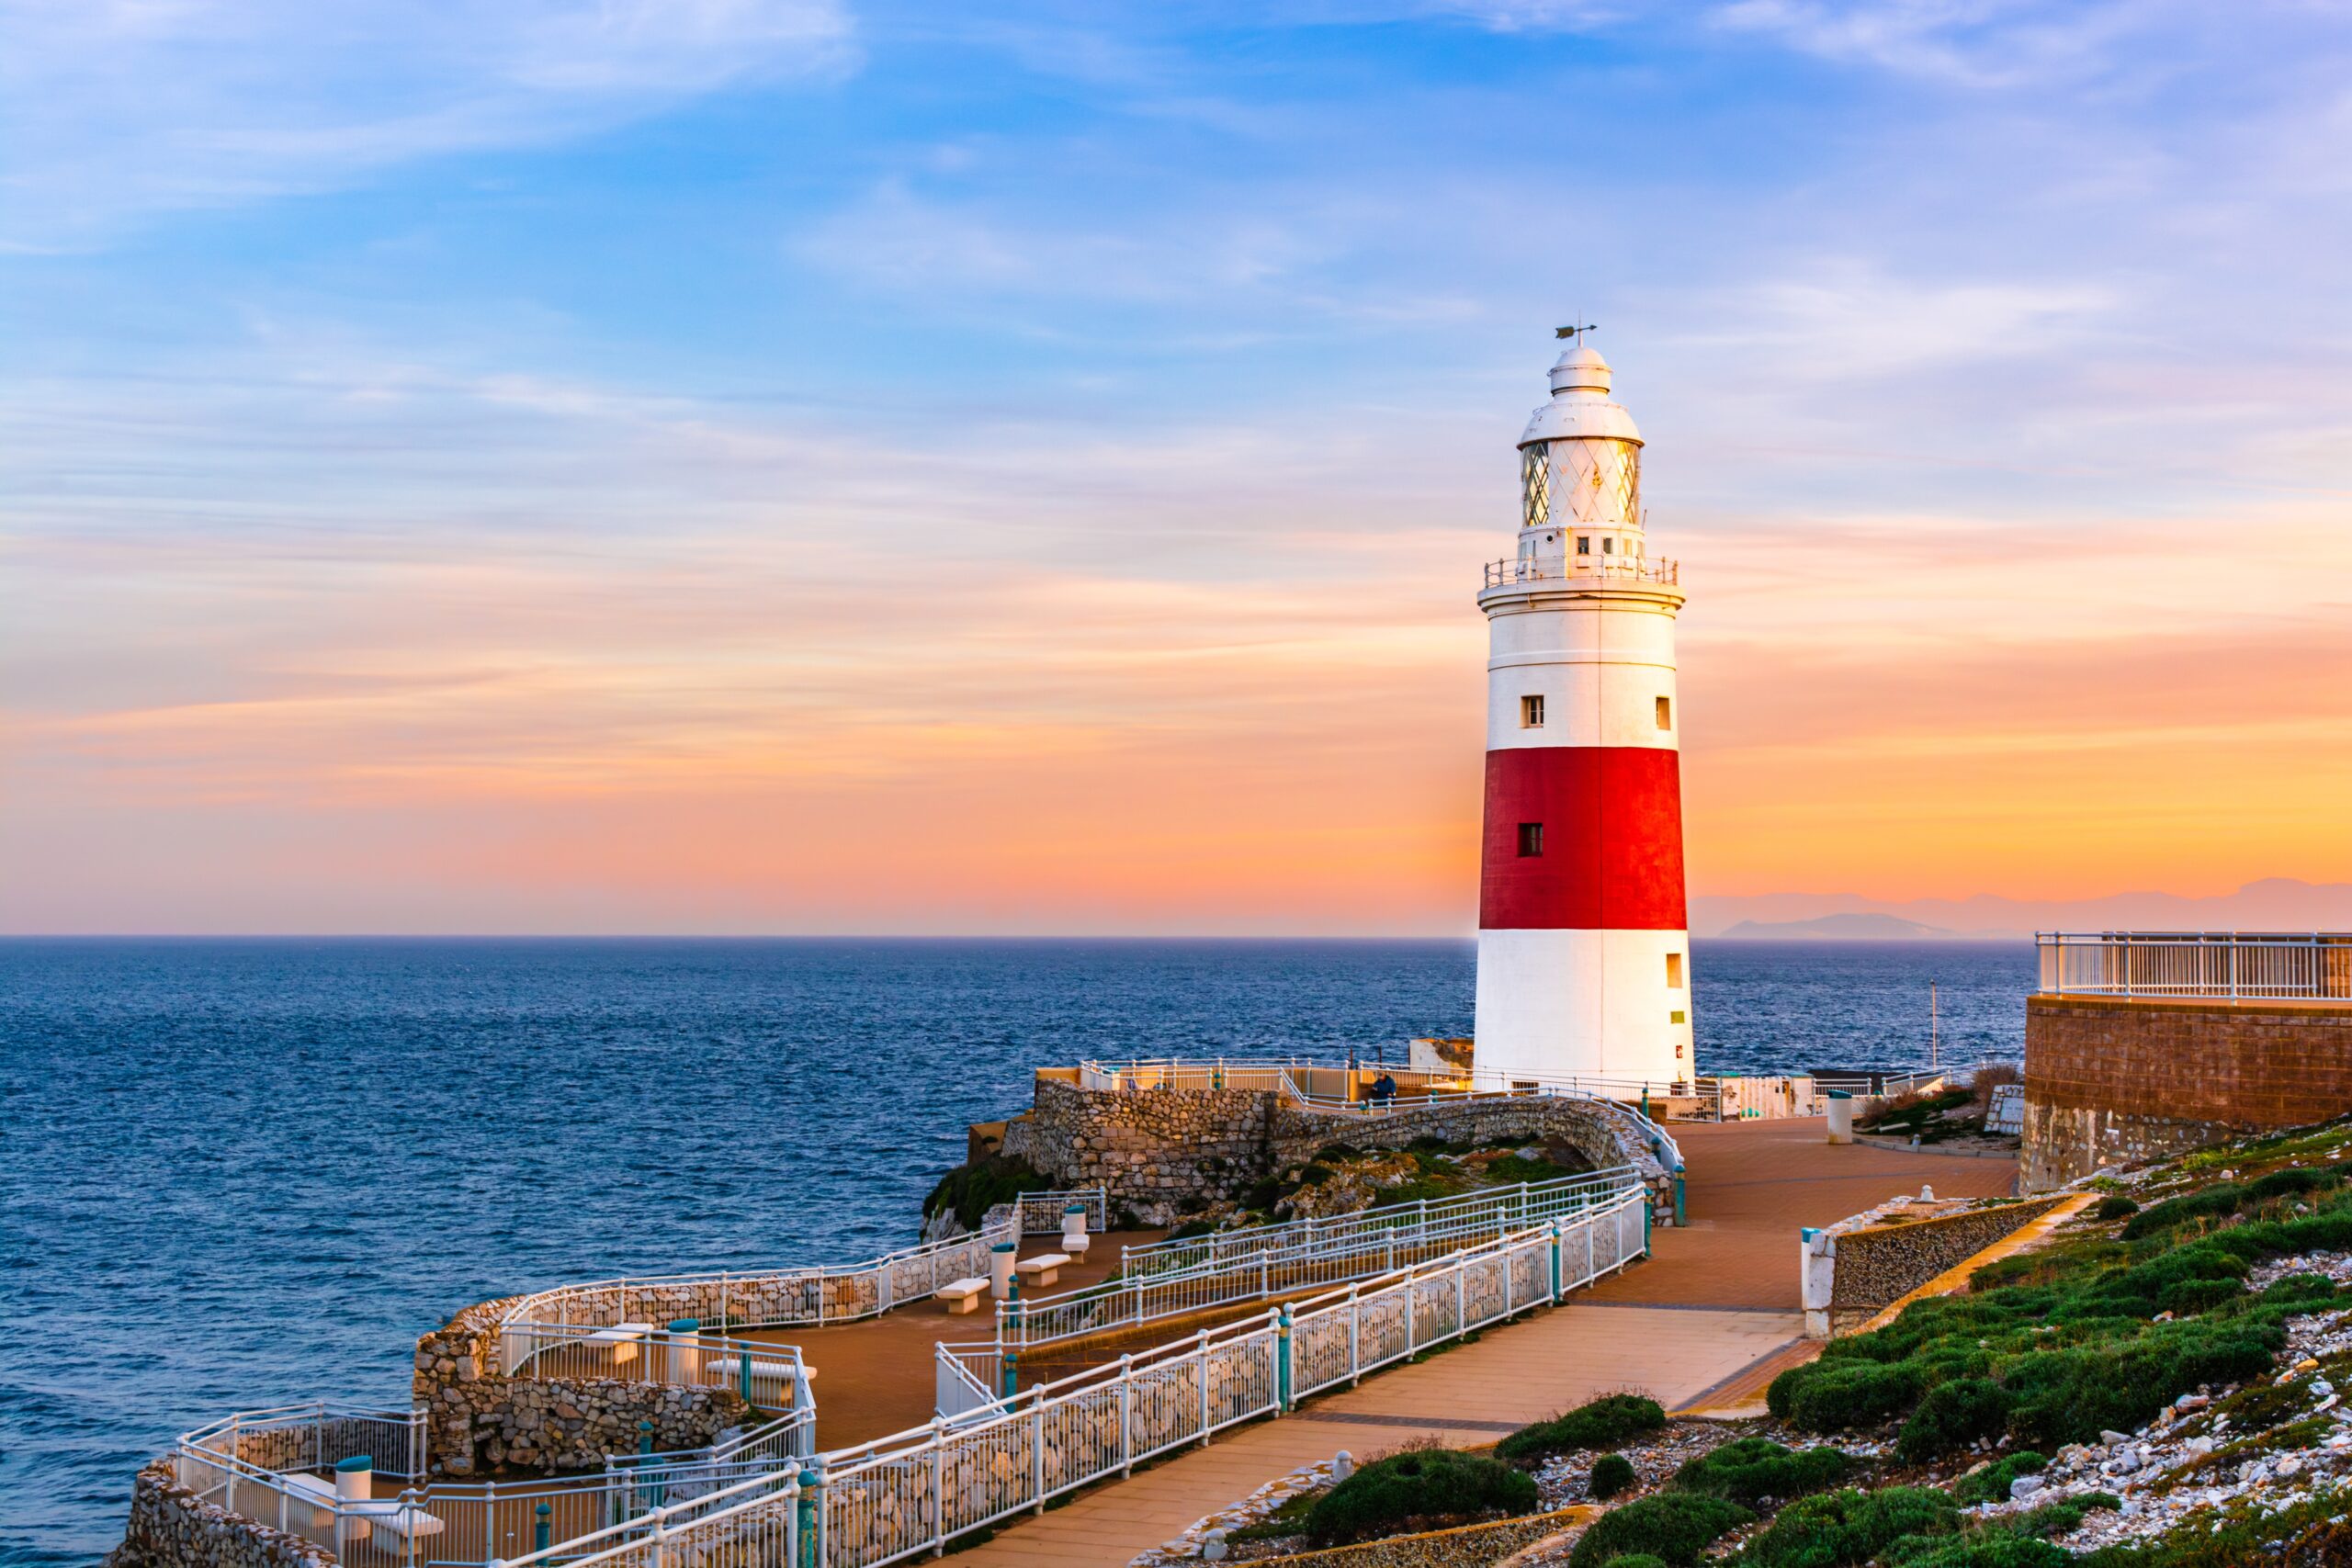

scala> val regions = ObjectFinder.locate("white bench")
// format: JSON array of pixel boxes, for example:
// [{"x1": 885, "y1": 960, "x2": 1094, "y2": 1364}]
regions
[
  {"x1": 347, "y1": 1502, "x2": 446, "y2": 1540},
  {"x1": 936, "y1": 1277, "x2": 989, "y2": 1314},
  {"x1": 702, "y1": 1355, "x2": 815, "y2": 1393},
  {"x1": 582, "y1": 1322, "x2": 658, "y2": 1365},
  {"x1": 277, "y1": 1474, "x2": 368, "y2": 1540},
  {"x1": 1015, "y1": 1253, "x2": 1070, "y2": 1289}
]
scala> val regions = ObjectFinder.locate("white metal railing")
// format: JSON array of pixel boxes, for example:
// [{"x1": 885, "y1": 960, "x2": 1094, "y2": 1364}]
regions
[
  {"x1": 496, "y1": 1187, "x2": 1648, "y2": 1568},
  {"x1": 495, "y1": 1218, "x2": 1017, "y2": 1353},
  {"x1": 978, "y1": 1165, "x2": 1636, "y2": 1355},
  {"x1": 2038, "y1": 931, "x2": 2352, "y2": 1002},
  {"x1": 992, "y1": 1188, "x2": 1109, "y2": 1235},
  {"x1": 173, "y1": 1407, "x2": 814, "y2": 1567},
  {"x1": 933, "y1": 1346, "x2": 1001, "y2": 1424},
  {"x1": 502, "y1": 1324, "x2": 818, "y2": 1415},
  {"x1": 1482, "y1": 554, "x2": 1679, "y2": 590}
]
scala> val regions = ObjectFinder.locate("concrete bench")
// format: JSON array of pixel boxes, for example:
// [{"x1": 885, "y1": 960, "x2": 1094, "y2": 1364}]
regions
[
  {"x1": 347, "y1": 1502, "x2": 446, "y2": 1540},
  {"x1": 1015, "y1": 1254, "x2": 1070, "y2": 1289},
  {"x1": 702, "y1": 1354, "x2": 814, "y2": 1392},
  {"x1": 582, "y1": 1322, "x2": 658, "y2": 1364},
  {"x1": 278, "y1": 1474, "x2": 368, "y2": 1540},
  {"x1": 936, "y1": 1277, "x2": 989, "y2": 1314}
]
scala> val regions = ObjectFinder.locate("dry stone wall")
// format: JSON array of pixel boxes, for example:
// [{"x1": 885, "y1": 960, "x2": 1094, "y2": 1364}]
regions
[
  {"x1": 1248, "y1": 1506, "x2": 1589, "y2": 1566},
  {"x1": 1816, "y1": 1196, "x2": 2064, "y2": 1337},
  {"x1": 413, "y1": 1295, "x2": 747, "y2": 1476},
  {"x1": 105, "y1": 1461, "x2": 334, "y2": 1568},
  {"x1": 1000, "y1": 1078, "x2": 1673, "y2": 1227}
]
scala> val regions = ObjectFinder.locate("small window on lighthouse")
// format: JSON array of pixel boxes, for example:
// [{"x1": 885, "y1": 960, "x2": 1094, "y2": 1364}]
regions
[
  {"x1": 1521, "y1": 446, "x2": 1551, "y2": 528},
  {"x1": 1521, "y1": 694, "x2": 1545, "y2": 728},
  {"x1": 1517, "y1": 822, "x2": 1544, "y2": 857},
  {"x1": 1656, "y1": 696, "x2": 1672, "y2": 730},
  {"x1": 1667, "y1": 953, "x2": 1684, "y2": 988},
  {"x1": 1576, "y1": 536, "x2": 1590, "y2": 556},
  {"x1": 1602, "y1": 537, "x2": 1615, "y2": 555}
]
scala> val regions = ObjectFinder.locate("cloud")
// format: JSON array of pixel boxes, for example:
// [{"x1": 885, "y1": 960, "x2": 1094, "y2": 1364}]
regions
[
  {"x1": 1706, "y1": 0, "x2": 2161, "y2": 87},
  {"x1": 0, "y1": 0, "x2": 855, "y2": 247}
]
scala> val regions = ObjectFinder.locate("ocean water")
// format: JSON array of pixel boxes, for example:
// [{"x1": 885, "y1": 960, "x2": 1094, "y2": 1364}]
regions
[{"x1": 0, "y1": 937, "x2": 2030, "y2": 1564}]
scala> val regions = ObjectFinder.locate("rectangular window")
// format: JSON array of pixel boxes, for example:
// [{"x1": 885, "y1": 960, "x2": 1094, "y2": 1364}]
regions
[
  {"x1": 1521, "y1": 694, "x2": 1545, "y2": 728},
  {"x1": 1516, "y1": 822, "x2": 1544, "y2": 857},
  {"x1": 1602, "y1": 536, "x2": 1615, "y2": 555},
  {"x1": 1576, "y1": 536, "x2": 1590, "y2": 555},
  {"x1": 1656, "y1": 695, "x2": 1672, "y2": 730},
  {"x1": 1666, "y1": 953, "x2": 1684, "y2": 988},
  {"x1": 1670, "y1": 1010, "x2": 1687, "y2": 1025}
]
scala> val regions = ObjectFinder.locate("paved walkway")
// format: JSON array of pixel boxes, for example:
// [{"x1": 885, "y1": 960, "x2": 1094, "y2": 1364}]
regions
[{"x1": 952, "y1": 1116, "x2": 2019, "y2": 1564}]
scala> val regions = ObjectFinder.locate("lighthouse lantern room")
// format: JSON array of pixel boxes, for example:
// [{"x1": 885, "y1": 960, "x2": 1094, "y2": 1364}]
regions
[{"x1": 1471, "y1": 332, "x2": 1692, "y2": 1092}]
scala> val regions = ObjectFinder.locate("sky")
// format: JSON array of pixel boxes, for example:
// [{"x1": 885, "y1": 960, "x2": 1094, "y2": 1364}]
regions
[{"x1": 4, "y1": 0, "x2": 2351, "y2": 936}]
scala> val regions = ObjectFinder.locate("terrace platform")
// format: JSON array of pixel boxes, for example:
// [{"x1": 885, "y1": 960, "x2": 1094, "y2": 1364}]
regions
[{"x1": 948, "y1": 1114, "x2": 2017, "y2": 1564}]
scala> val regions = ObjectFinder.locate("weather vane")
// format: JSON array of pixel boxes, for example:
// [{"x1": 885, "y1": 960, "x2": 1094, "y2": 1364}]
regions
[{"x1": 1555, "y1": 320, "x2": 1598, "y2": 344}]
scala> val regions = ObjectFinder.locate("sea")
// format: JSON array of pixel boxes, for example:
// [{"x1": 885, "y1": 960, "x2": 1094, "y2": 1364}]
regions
[{"x1": 0, "y1": 937, "x2": 2030, "y2": 1565}]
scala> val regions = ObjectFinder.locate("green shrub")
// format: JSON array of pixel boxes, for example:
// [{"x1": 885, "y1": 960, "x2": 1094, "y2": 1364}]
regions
[
  {"x1": 2155, "y1": 1276, "x2": 2243, "y2": 1315},
  {"x1": 921, "y1": 1155, "x2": 1048, "y2": 1230},
  {"x1": 1883, "y1": 1535, "x2": 2070, "y2": 1568},
  {"x1": 1897, "y1": 1378, "x2": 2015, "y2": 1462},
  {"x1": 1589, "y1": 1453, "x2": 1638, "y2": 1500},
  {"x1": 1566, "y1": 1492, "x2": 1750, "y2": 1567},
  {"x1": 2243, "y1": 1167, "x2": 2336, "y2": 1203},
  {"x1": 1951, "y1": 1452, "x2": 2045, "y2": 1506},
  {"x1": 1770, "y1": 1357, "x2": 1925, "y2": 1433},
  {"x1": 1164, "y1": 1217, "x2": 1216, "y2": 1243},
  {"x1": 2120, "y1": 1184, "x2": 2242, "y2": 1240},
  {"x1": 2093, "y1": 1196, "x2": 2140, "y2": 1221},
  {"x1": 1303, "y1": 1446, "x2": 1537, "y2": 1547},
  {"x1": 1595, "y1": 1558, "x2": 1668, "y2": 1568},
  {"x1": 1736, "y1": 1486, "x2": 1958, "y2": 1568},
  {"x1": 2261, "y1": 1272, "x2": 2339, "y2": 1307},
  {"x1": 1671, "y1": 1438, "x2": 1848, "y2": 1509},
  {"x1": 1498, "y1": 1393, "x2": 1668, "y2": 1462}
]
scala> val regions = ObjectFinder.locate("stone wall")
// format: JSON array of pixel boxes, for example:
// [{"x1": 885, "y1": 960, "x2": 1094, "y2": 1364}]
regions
[
  {"x1": 1000, "y1": 1078, "x2": 1673, "y2": 1227},
  {"x1": 2023, "y1": 997, "x2": 2352, "y2": 1190},
  {"x1": 1806, "y1": 1196, "x2": 2064, "y2": 1337},
  {"x1": 106, "y1": 1460, "x2": 334, "y2": 1568},
  {"x1": 1250, "y1": 1506, "x2": 1589, "y2": 1566},
  {"x1": 413, "y1": 1295, "x2": 748, "y2": 1476}
]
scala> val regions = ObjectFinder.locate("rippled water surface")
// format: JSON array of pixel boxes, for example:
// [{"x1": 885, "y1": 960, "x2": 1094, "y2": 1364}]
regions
[{"x1": 0, "y1": 937, "x2": 2029, "y2": 1563}]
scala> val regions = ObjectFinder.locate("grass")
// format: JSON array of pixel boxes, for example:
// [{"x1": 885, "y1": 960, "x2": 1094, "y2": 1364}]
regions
[{"x1": 1567, "y1": 1492, "x2": 1751, "y2": 1567}]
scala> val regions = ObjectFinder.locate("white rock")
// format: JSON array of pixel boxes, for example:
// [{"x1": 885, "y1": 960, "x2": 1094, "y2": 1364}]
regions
[{"x1": 2011, "y1": 1476, "x2": 2044, "y2": 1501}]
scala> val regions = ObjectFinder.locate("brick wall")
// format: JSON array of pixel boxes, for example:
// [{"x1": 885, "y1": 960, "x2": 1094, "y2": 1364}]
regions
[{"x1": 2022, "y1": 996, "x2": 2352, "y2": 1190}]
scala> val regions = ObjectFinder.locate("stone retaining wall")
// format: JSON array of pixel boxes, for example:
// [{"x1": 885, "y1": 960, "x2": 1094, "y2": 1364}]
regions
[
  {"x1": 413, "y1": 1296, "x2": 748, "y2": 1476},
  {"x1": 105, "y1": 1460, "x2": 334, "y2": 1568},
  {"x1": 1001, "y1": 1078, "x2": 1673, "y2": 1227},
  {"x1": 1250, "y1": 1506, "x2": 1589, "y2": 1566},
  {"x1": 1807, "y1": 1196, "x2": 2064, "y2": 1337},
  {"x1": 2023, "y1": 995, "x2": 2352, "y2": 1190}
]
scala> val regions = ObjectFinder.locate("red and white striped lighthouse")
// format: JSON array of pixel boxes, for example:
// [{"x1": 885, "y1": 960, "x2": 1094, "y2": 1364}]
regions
[{"x1": 1471, "y1": 333, "x2": 1692, "y2": 1092}]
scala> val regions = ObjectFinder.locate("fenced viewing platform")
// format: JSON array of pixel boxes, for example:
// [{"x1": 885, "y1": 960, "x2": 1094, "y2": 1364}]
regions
[{"x1": 2038, "y1": 931, "x2": 2352, "y2": 1003}]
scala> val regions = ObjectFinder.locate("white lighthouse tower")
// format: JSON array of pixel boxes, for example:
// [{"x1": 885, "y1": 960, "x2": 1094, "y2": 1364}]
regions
[{"x1": 1471, "y1": 331, "x2": 1692, "y2": 1091}]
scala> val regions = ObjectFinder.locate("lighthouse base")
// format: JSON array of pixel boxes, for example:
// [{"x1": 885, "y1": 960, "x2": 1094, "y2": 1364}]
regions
[{"x1": 1472, "y1": 927, "x2": 1693, "y2": 1090}]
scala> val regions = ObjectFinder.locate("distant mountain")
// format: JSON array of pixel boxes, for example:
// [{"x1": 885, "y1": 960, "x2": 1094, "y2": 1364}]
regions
[
  {"x1": 1690, "y1": 878, "x2": 2352, "y2": 941},
  {"x1": 1718, "y1": 913, "x2": 1960, "y2": 941}
]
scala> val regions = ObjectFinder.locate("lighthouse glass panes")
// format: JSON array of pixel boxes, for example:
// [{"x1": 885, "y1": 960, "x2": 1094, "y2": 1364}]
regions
[
  {"x1": 1557, "y1": 441, "x2": 1638, "y2": 525},
  {"x1": 1521, "y1": 445, "x2": 1550, "y2": 527}
]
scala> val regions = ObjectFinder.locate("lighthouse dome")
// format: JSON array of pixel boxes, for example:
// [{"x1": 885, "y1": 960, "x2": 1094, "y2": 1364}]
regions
[{"x1": 1519, "y1": 342, "x2": 1643, "y2": 447}]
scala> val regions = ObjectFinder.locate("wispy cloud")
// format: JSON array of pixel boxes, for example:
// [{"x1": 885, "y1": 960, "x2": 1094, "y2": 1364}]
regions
[{"x1": 0, "y1": 0, "x2": 855, "y2": 247}]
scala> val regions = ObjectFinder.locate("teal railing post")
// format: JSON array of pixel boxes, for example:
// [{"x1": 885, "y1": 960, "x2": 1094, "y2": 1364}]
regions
[
  {"x1": 1276, "y1": 1304, "x2": 1294, "y2": 1413},
  {"x1": 638, "y1": 1418, "x2": 658, "y2": 1511},
  {"x1": 796, "y1": 1464, "x2": 821, "y2": 1568},
  {"x1": 1644, "y1": 1188, "x2": 1654, "y2": 1253},
  {"x1": 741, "y1": 1348, "x2": 754, "y2": 1403},
  {"x1": 1674, "y1": 1173, "x2": 1687, "y2": 1228},
  {"x1": 534, "y1": 1502, "x2": 550, "y2": 1554},
  {"x1": 638, "y1": 1419, "x2": 654, "y2": 1457},
  {"x1": 1001, "y1": 1279, "x2": 1022, "y2": 1402},
  {"x1": 1547, "y1": 1221, "x2": 1563, "y2": 1302}
]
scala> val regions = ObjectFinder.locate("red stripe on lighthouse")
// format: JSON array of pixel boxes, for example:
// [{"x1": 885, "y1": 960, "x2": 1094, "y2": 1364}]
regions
[{"x1": 1478, "y1": 747, "x2": 1687, "y2": 931}]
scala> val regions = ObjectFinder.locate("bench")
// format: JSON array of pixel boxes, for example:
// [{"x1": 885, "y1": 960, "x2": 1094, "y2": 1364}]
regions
[
  {"x1": 347, "y1": 1502, "x2": 446, "y2": 1540},
  {"x1": 936, "y1": 1278, "x2": 989, "y2": 1314},
  {"x1": 1015, "y1": 1253, "x2": 1070, "y2": 1289},
  {"x1": 702, "y1": 1355, "x2": 815, "y2": 1393},
  {"x1": 582, "y1": 1322, "x2": 658, "y2": 1365},
  {"x1": 277, "y1": 1474, "x2": 369, "y2": 1540},
  {"x1": 1059, "y1": 1228, "x2": 1091, "y2": 1259}
]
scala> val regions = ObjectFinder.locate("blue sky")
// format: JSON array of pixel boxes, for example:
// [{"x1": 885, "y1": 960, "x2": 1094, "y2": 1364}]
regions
[{"x1": 6, "y1": 2, "x2": 2352, "y2": 933}]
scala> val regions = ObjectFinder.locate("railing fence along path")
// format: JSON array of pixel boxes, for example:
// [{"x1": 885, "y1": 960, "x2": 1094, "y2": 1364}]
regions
[
  {"x1": 493, "y1": 1185, "x2": 1649, "y2": 1568},
  {"x1": 174, "y1": 1406, "x2": 815, "y2": 1568},
  {"x1": 990, "y1": 1167, "x2": 1640, "y2": 1354},
  {"x1": 2038, "y1": 931, "x2": 2352, "y2": 1003}
]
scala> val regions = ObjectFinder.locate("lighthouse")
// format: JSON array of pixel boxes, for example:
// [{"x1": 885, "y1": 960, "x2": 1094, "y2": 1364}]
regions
[{"x1": 1471, "y1": 332, "x2": 1692, "y2": 1091}]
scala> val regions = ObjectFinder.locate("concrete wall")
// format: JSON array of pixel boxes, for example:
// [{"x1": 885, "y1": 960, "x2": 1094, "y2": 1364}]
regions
[
  {"x1": 106, "y1": 1461, "x2": 334, "y2": 1568},
  {"x1": 2023, "y1": 996, "x2": 2352, "y2": 1190},
  {"x1": 1001, "y1": 1078, "x2": 1672, "y2": 1227},
  {"x1": 413, "y1": 1296, "x2": 748, "y2": 1476}
]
